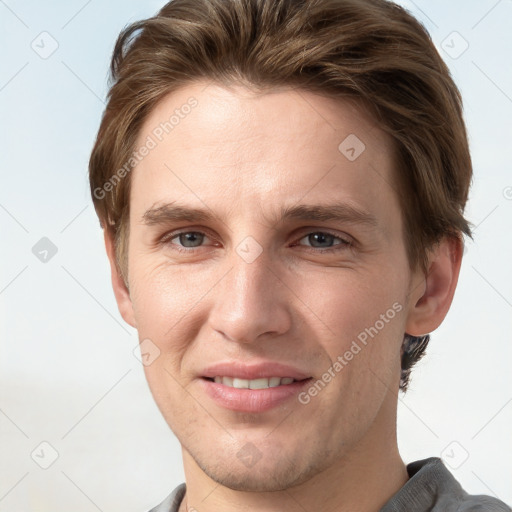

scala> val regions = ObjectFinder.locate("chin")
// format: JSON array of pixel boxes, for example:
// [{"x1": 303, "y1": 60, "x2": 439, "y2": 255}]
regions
[
  {"x1": 192, "y1": 446, "x2": 327, "y2": 493},
  {"x1": 202, "y1": 466, "x2": 303, "y2": 492}
]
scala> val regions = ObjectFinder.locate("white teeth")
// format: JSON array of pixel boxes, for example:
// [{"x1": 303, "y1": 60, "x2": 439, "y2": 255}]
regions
[
  {"x1": 233, "y1": 378, "x2": 249, "y2": 389},
  {"x1": 269, "y1": 377, "x2": 281, "y2": 387},
  {"x1": 212, "y1": 376, "x2": 297, "y2": 389},
  {"x1": 249, "y1": 378, "x2": 269, "y2": 389}
]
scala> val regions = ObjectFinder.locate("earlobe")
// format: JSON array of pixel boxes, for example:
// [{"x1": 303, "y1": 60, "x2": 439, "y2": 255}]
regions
[
  {"x1": 405, "y1": 235, "x2": 463, "y2": 336},
  {"x1": 104, "y1": 230, "x2": 137, "y2": 329}
]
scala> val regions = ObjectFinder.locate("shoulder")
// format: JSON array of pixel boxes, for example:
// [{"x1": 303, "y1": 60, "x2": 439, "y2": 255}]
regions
[
  {"x1": 381, "y1": 458, "x2": 511, "y2": 512},
  {"x1": 416, "y1": 458, "x2": 510, "y2": 512}
]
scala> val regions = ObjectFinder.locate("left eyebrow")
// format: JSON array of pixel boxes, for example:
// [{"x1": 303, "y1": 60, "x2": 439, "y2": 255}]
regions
[{"x1": 278, "y1": 203, "x2": 378, "y2": 228}]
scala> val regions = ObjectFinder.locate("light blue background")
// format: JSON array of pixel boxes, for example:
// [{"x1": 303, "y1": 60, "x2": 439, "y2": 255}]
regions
[{"x1": 1, "y1": 0, "x2": 511, "y2": 510}]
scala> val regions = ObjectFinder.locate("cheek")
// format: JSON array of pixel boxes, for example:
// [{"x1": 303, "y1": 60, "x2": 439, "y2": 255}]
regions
[
  {"x1": 294, "y1": 265, "x2": 408, "y2": 401},
  {"x1": 292, "y1": 267, "x2": 407, "y2": 345},
  {"x1": 128, "y1": 257, "x2": 229, "y2": 378},
  {"x1": 129, "y1": 258, "x2": 201, "y2": 332}
]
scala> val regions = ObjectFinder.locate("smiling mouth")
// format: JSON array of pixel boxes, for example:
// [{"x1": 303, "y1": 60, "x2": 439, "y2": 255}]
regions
[{"x1": 202, "y1": 376, "x2": 312, "y2": 389}]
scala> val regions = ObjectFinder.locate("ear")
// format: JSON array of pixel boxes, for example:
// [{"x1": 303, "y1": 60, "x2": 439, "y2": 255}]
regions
[
  {"x1": 104, "y1": 229, "x2": 137, "y2": 328},
  {"x1": 405, "y1": 235, "x2": 463, "y2": 336}
]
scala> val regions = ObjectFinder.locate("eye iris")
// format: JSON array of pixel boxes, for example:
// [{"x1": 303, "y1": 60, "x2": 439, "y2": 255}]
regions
[
  {"x1": 309, "y1": 233, "x2": 334, "y2": 247},
  {"x1": 180, "y1": 232, "x2": 203, "y2": 247}
]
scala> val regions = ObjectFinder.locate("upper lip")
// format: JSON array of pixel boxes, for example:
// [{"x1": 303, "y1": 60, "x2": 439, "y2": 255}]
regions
[{"x1": 201, "y1": 361, "x2": 311, "y2": 381}]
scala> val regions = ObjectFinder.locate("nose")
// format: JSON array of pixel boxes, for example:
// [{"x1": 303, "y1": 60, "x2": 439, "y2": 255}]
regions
[{"x1": 208, "y1": 242, "x2": 292, "y2": 345}]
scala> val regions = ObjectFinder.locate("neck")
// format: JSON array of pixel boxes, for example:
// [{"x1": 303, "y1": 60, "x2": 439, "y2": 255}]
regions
[{"x1": 179, "y1": 394, "x2": 408, "y2": 512}]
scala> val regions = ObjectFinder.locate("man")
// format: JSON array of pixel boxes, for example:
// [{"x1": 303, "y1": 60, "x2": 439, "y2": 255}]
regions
[{"x1": 88, "y1": 0, "x2": 511, "y2": 510}]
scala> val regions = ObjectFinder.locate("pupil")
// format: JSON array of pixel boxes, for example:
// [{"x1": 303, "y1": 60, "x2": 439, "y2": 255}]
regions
[
  {"x1": 181, "y1": 232, "x2": 202, "y2": 247},
  {"x1": 311, "y1": 233, "x2": 332, "y2": 247}
]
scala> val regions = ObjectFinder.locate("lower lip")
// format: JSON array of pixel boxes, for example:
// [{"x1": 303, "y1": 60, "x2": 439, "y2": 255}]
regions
[{"x1": 199, "y1": 378, "x2": 313, "y2": 413}]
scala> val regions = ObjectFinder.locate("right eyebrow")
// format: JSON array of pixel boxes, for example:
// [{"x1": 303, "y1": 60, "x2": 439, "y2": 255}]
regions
[{"x1": 142, "y1": 203, "x2": 213, "y2": 225}]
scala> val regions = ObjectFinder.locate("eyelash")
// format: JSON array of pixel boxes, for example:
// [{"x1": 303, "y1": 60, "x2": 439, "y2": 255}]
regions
[{"x1": 160, "y1": 229, "x2": 353, "y2": 254}]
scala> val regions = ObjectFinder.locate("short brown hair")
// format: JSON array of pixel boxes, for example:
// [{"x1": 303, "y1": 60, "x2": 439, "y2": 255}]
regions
[{"x1": 89, "y1": 0, "x2": 473, "y2": 390}]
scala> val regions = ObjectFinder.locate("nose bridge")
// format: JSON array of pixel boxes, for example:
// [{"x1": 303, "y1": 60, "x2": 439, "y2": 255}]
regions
[
  {"x1": 230, "y1": 241, "x2": 274, "y2": 303},
  {"x1": 210, "y1": 236, "x2": 291, "y2": 343}
]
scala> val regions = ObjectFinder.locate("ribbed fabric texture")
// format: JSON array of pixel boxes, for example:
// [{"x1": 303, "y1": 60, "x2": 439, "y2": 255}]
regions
[{"x1": 380, "y1": 457, "x2": 511, "y2": 511}]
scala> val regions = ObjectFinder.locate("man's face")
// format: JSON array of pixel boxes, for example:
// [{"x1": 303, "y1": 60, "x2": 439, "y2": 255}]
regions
[{"x1": 123, "y1": 82, "x2": 420, "y2": 491}]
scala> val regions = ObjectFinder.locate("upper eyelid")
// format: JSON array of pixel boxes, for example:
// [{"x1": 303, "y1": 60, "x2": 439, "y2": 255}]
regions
[{"x1": 161, "y1": 228, "x2": 215, "y2": 242}]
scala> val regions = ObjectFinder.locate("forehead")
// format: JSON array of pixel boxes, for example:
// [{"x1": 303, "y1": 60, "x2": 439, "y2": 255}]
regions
[{"x1": 130, "y1": 81, "x2": 399, "y2": 230}]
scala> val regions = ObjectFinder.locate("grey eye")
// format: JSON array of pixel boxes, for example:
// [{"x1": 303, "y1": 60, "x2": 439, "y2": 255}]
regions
[
  {"x1": 175, "y1": 232, "x2": 205, "y2": 247},
  {"x1": 301, "y1": 232, "x2": 339, "y2": 248}
]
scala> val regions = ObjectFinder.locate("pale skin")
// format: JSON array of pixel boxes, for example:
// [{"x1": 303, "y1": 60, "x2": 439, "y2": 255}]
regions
[{"x1": 105, "y1": 81, "x2": 462, "y2": 512}]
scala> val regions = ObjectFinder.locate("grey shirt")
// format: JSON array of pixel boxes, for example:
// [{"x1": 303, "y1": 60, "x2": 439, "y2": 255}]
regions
[{"x1": 148, "y1": 457, "x2": 511, "y2": 511}]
